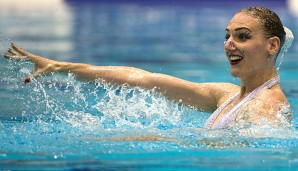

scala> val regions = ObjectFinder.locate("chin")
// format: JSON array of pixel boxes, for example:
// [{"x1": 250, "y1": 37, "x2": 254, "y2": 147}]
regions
[{"x1": 230, "y1": 70, "x2": 240, "y2": 78}]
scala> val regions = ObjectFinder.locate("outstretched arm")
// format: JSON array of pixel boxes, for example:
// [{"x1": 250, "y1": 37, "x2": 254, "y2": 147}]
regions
[{"x1": 3, "y1": 43, "x2": 236, "y2": 112}]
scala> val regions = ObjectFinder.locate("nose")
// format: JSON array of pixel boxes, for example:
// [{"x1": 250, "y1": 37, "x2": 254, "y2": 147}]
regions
[{"x1": 224, "y1": 37, "x2": 236, "y2": 51}]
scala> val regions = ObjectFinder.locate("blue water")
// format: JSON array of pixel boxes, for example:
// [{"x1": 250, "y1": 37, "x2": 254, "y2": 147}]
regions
[{"x1": 0, "y1": 0, "x2": 298, "y2": 170}]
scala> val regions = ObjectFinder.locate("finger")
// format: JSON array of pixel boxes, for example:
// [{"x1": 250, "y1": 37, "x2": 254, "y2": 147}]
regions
[
  {"x1": 8, "y1": 48, "x2": 19, "y2": 55},
  {"x1": 2, "y1": 53, "x2": 21, "y2": 60},
  {"x1": 24, "y1": 70, "x2": 42, "y2": 84},
  {"x1": 11, "y1": 43, "x2": 30, "y2": 56},
  {"x1": 32, "y1": 70, "x2": 42, "y2": 78},
  {"x1": 2, "y1": 53, "x2": 29, "y2": 61},
  {"x1": 2, "y1": 53, "x2": 14, "y2": 60}
]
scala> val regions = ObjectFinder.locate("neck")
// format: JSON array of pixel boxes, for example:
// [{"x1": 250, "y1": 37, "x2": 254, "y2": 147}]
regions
[{"x1": 239, "y1": 68, "x2": 278, "y2": 98}]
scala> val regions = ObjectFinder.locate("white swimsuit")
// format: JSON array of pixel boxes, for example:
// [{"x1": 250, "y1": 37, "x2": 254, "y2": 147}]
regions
[{"x1": 203, "y1": 76, "x2": 280, "y2": 129}]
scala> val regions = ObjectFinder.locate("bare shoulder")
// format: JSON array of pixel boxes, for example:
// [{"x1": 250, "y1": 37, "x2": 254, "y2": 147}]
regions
[
  {"x1": 256, "y1": 85, "x2": 288, "y2": 107},
  {"x1": 237, "y1": 85, "x2": 291, "y2": 128}
]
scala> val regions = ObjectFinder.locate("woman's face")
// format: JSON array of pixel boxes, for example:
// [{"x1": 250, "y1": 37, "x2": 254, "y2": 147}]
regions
[{"x1": 224, "y1": 12, "x2": 272, "y2": 79}]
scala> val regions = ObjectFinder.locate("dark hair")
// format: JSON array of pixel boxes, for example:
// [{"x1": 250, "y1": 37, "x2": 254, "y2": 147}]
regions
[{"x1": 238, "y1": 7, "x2": 286, "y2": 48}]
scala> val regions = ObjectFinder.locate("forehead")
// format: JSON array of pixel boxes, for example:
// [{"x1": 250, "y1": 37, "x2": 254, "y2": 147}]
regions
[{"x1": 226, "y1": 12, "x2": 262, "y2": 32}]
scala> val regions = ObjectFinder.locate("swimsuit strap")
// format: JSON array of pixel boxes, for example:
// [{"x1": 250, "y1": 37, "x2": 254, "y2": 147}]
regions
[
  {"x1": 203, "y1": 75, "x2": 280, "y2": 129},
  {"x1": 203, "y1": 92, "x2": 240, "y2": 129}
]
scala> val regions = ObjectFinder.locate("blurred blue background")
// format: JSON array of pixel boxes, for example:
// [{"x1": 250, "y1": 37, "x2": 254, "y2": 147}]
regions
[{"x1": 0, "y1": 0, "x2": 296, "y2": 72}]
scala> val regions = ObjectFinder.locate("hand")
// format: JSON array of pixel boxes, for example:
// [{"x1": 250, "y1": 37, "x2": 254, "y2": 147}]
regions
[{"x1": 2, "y1": 43, "x2": 59, "y2": 83}]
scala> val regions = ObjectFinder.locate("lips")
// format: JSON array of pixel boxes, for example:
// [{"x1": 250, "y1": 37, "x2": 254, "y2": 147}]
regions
[{"x1": 229, "y1": 55, "x2": 243, "y2": 65}]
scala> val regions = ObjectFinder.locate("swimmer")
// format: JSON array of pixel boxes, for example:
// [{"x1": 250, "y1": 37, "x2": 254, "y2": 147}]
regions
[{"x1": 2, "y1": 7, "x2": 294, "y2": 129}]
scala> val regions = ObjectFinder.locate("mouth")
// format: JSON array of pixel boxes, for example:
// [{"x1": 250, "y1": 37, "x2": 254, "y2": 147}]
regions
[{"x1": 229, "y1": 55, "x2": 243, "y2": 65}]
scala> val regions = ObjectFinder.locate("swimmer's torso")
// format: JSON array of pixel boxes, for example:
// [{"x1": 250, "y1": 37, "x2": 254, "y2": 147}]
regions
[{"x1": 204, "y1": 81, "x2": 291, "y2": 129}]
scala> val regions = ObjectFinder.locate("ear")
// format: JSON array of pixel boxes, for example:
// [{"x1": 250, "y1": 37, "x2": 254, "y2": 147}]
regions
[{"x1": 267, "y1": 36, "x2": 281, "y2": 57}]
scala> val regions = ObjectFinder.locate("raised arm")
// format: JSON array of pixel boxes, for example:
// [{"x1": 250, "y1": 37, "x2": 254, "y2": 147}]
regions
[{"x1": 3, "y1": 43, "x2": 237, "y2": 112}]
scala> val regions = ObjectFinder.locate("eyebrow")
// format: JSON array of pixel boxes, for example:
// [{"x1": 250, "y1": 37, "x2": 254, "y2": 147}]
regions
[{"x1": 225, "y1": 27, "x2": 252, "y2": 32}]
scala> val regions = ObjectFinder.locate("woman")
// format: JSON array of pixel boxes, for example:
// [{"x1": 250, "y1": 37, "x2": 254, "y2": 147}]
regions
[{"x1": 2, "y1": 7, "x2": 293, "y2": 129}]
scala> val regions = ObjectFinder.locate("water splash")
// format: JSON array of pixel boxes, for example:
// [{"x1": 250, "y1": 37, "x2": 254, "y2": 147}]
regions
[
  {"x1": 277, "y1": 26, "x2": 294, "y2": 70},
  {"x1": 1, "y1": 58, "x2": 298, "y2": 152},
  {"x1": 0, "y1": 62, "x2": 202, "y2": 132}
]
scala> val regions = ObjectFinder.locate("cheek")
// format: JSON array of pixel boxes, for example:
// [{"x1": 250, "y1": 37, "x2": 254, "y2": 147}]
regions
[{"x1": 243, "y1": 44, "x2": 263, "y2": 58}]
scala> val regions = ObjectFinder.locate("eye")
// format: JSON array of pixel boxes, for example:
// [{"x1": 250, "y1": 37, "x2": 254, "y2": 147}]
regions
[{"x1": 238, "y1": 31, "x2": 252, "y2": 40}]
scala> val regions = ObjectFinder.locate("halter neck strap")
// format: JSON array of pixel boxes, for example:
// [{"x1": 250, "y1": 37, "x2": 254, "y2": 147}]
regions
[{"x1": 203, "y1": 75, "x2": 280, "y2": 129}]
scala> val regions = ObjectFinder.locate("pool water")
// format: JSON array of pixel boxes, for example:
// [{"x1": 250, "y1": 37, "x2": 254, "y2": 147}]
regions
[{"x1": 0, "y1": 0, "x2": 298, "y2": 170}]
